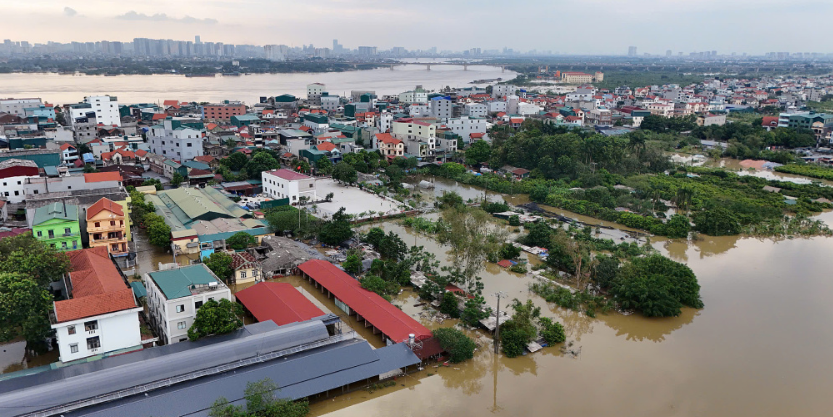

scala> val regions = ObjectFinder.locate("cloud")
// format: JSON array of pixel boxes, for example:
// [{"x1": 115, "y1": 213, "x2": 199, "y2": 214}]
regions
[
  {"x1": 116, "y1": 11, "x2": 218, "y2": 24},
  {"x1": 63, "y1": 7, "x2": 77, "y2": 17}
]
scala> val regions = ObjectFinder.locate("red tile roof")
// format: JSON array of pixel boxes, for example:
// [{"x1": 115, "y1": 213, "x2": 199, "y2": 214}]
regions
[
  {"x1": 299, "y1": 126, "x2": 312, "y2": 132},
  {"x1": 84, "y1": 172, "x2": 122, "y2": 183},
  {"x1": 231, "y1": 252, "x2": 258, "y2": 270},
  {"x1": 510, "y1": 118, "x2": 524, "y2": 124},
  {"x1": 762, "y1": 116, "x2": 779, "y2": 127},
  {"x1": 497, "y1": 260, "x2": 512, "y2": 268},
  {"x1": 194, "y1": 155, "x2": 215, "y2": 163},
  {"x1": 316, "y1": 142, "x2": 336, "y2": 152},
  {"x1": 205, "y1": 123, "x2": 218, "y2": 130},
  {"x1": 236, "y1": 282, "x2": 325, "y2": 326},
  {"x1": 152, "y1": 114, "x2": 167, "y2": 121},
  {"x1": 299, "y1": 260, "x2": 431, "y2": 343},
  {"x1": 470, "y1": 132, "x2": 485, "y2": 139},
  {"x1": 86, "y1": 197, "x2": 124, "y2": 220},
  {"x1": 53, "y1": 247, "x2": 137, "y2": 323},
  {"x1": 375, "y1": 133, "x2": 402, "y2": 145},
  {"x1": 266, "y1": 168, "x2": 312, "y2": 181},
  {"x1": 59, "y1": 143, "x2": 76, "y2": 151}
]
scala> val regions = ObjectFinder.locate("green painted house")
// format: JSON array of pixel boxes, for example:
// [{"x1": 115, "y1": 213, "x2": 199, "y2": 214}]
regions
[{"x1": 32, "y1": 202, "x2": 81, "y2": 251}]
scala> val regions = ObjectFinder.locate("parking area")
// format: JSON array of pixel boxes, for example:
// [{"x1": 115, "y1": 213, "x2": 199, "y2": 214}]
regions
[{"x1": 311, "y1": 178, "x2": 407, "y2": 220}]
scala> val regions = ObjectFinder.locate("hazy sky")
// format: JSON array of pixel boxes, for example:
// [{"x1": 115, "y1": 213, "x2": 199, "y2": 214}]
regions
[{"x1": 6, "y1": 0, "x2": 833, "y2": 55}]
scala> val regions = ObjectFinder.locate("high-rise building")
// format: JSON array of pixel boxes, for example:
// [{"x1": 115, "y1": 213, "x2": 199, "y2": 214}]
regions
[
  {"x1": 628, "y1": 46, "x2": 637, "y2": 56},
  {"x1": 666, "y1": 50, "x2": 672, "y2": 57},
  {"x1": 195, "y1": 35, "x2": 201, "y2": 44}
]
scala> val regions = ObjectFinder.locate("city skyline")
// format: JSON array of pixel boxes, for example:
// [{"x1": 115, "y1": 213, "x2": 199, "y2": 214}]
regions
[{"x1": 4, "y1": 0, "x2": 833, "y2": 55}]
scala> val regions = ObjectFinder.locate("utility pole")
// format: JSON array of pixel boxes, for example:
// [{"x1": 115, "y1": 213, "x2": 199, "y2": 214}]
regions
[{"x1": 492, "y1": 291, "x2": 506, "y2": 354}]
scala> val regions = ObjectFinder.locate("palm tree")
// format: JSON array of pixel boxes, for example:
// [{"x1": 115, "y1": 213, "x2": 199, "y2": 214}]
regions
[{"x1": 674, "y1": 186, "x2": 694, "y2": 215}]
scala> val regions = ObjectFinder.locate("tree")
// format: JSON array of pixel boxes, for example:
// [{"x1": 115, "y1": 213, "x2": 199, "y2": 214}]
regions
[
  {"x1": 332, "y1": 161, "x2": 358, "y2": 185},
  {"x1": 521, "y1": 221, "x2": 553, "y2": 248},
  {"x1": 432, "y1": 328, "x2": 476, "y2": 363},
  {"x1": 315, "y1": 157, "x2": 333, "y2": 175},
  {"x1": 384, "y1": 165, "x2": 404, "y2": 185},
  {"x1": 499, "y1": 243, "x2": 521, "y2": 260},
  {"x1": 438, "y1": 206, "x2": 507, "y2": 289},
  {"x1": 265, "y1": 206, "x2": 300, "y2": 233},
  {"x1": 437, "y1": 191, "x2": 464, "y2": 209},
  {"x1": 508, "y1": 215, "x2": 521, "y2": 226},
  {"x1": 465, "y1": 140, "x2": 491, "y2": 166},
  {"x1": 0, "y1": 233, "x2": 71, "y2": 286},
  {"x1": 440, "y1": 291, "x2": 461, "y2": 318},
  {"x1": 664, "y1": 214, "x2": 691, "y2": 239},
  {"x1": 318, "y1": 207, "x2": 353, "y2": 245},
  {"x1": 359, "y1": 275, "x2": 399, "y2": 300},
  {"x1": 363, "y1": 227, "x2": 386, "y2": 249},
  {"x1": 221, "y1": 152, "x2": 249, "y2": 171},
  {"x1": 693, "y1": 207, "x2": 741, "y2": 236},
  {"x1": 610, "y1": 254, "x2": 703, "y2": 317},
  {"x1": 188, "y1": 299, "x2": 244, "y2": 341},
  {"x1": 245, "y1": 152, "x2": 280, "y2": 178},
  {"x1": 83, "y1": 164, "x2": 98, "y2": 173},
  {"x1": 171, "y1": 172, "x2": 184, "y2": 188},
  {"x1": 460, "y1": 295, "x2": 488, "y2": 327},
  {"x1": 0, "y1": 273, "x2": 54, "y2": 344},
  {"x1": 144, "y1": 213, "x2": 172, "y2": 248},
  {"x1": 204, "y1": 252, "x2": 233, "y2": 283},
  {"x1": 500, "y1": 299, "x2": 540, "y2": 358},
  {"x1": 342, "y1": 253, "x2": 363, "y2": 274},
  {"x1": 209, "y1": 377, "x2": 309, "y2": 417},
  {"x1": 538, "y1": 317, "x2": 566, "y2": 345},
  {"x1": 142, "y1": 178, "x2": 163, "y2": 191},
  {"x1": 226, "y1": 232, "x2": 257, "y2": 250},
  {"x1": 591, "y1": 255, "x2": 620, "y2": 289}
]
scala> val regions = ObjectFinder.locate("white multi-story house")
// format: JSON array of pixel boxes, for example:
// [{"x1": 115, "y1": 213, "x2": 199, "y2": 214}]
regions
[
  {"x1": 377, "y1": 112, "x2": 393, "y2": 133},
  {"x1": 262, "y1": 169, "x2": 318, "y2": 204},
  {"x1": 486, "y1": 101, "x2": 507, "y2": 114},
  {"x1": 408, "y1": 104, "x2": 431, "y2": 117},
  {"x1": 430, "y1": 97, "x2": 453, "y2": 119},
  {"x1": 517, "y1": 102, "x2": 542, "y2": 116},
  {"x1": 492, "y1": 84, "x2": 517, "y2": 99},
  {"x1": 52, "y1": 247, "x2": 143, "y2": 362},
  {"x1": 0, "y1": 98, "x2": 42, "y2": 117},
  {"x1": 307, "y1": 83, "x2": 325, "y2": 105},
  {"x1": 0, "y1": 159, "x2": 40, "y2": 204},
  {"x1": 443, "y1": 117, "x2": 488, "y2": 144},
  {"x1": 66, "y1": 95, "x2": 121, "y2": 127},
  {"x1": 464, "y1": 103, "x2": 488, "y2": 118},
  {"x1": 398, "y1": 86, "x2": 428, "y2": 104},
  {"x1": 646, "y1": 101, "x2": 675, "y2": 117},
  {"x1": 392, "y1": 118, "x2": 436, "y2": 141},
  {"x1": 144, "y1": 264, "x2": 232, "y2": 344},
  {"x1": 321, "y1": 95, "x2": 340, "y2": 112},
  {"x1": 147, "y1": 118, "x2": 205, "y2": 161},
  {"x1": 302, "y1": 113, "x2": 330, "y2": 134},
  {"x1": 60, "y1": 143, "x2": 79, "y2": 164}
]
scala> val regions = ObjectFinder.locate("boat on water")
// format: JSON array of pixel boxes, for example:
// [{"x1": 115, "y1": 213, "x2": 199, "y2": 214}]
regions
[{"x1": 185, "y1": 73, "x2": 216, "y2": 78}]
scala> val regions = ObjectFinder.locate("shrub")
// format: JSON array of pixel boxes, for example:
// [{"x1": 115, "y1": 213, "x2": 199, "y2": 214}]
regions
[{"x1": 432, "y1": 328, "x2": 476, "y2": 363}]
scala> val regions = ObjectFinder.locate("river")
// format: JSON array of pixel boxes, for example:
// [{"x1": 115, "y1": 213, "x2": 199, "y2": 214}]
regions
[{"x1": 0, "y1": 65, "x2": 514, "y2": 105}]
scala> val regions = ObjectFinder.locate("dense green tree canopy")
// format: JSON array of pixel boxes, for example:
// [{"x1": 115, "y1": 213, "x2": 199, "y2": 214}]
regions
[
  {"x1": 0, "y1": 273, "x2": 54, "y2": 344},
  {"x1": 188, "y1": 299, "x2": 244, "y2": 341},
  {"x1": 318, "y1": 207, "x2": 353, "y2": 245},
  {"x1": 332, "y1": 161, "x2": 358, "y2": 185},
  {"x1": 204, "y1": 252, "x2": 234, "y2": 283},
  {"x1": 610, "y1": 254, "x2": 703, "y2": 317},
  {"x1": 432, "y1": 328, "x2": 476, "y2": 363},
  {"x1": 226, "y1": 232, "x2": 257, "y2": 250}
]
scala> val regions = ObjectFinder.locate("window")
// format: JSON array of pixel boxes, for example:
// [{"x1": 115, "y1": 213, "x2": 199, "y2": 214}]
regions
[
  {"x1": 68, "y1": 325, "x2": 76, "y2": 335},
  {"x1": 253, "y1": 270, "x2": 258, "y2": 277},
  {"x1": 87, "y1": 336, "x2": 101, "y2": 350},
  {"x1": 176, "y1": 304, "x2": 184, "y2": 313},
  {"x1": 73, "y1": 241, "x2": 78, "y2": 249},
  {"x1": 70, "y1": 344, "x2": 79, "y2": 354},
  {"x1": 65, "y1": 228, "x2": 71, "y2": 234},
  {"x1": 110, "y1": 221, "x2": 115, "y2": 226},
  {"x1": 48, "y1": 230, "x2": 54, "y2": 239},
  {"x1": 61, "y1": 242, "x2": 67, "y2": 249},
  {"x1": 240, "y1": 271, "x2": 247, "y2": 279},
  {"x1": 179, "y1": 337, "x2": 188, "y2": 342},
  {"x1": 84, "y1": 321, "x2": 98, "y2": 332},
  {"x1": 36, "y1": 231, "x2": 42, "y2": 237},
  {"x1": 195, "y1": 301, "x2": 203, "y2": 309},
  {"x1": 177, "y1": 321, "x2": 186, "y2": 330}
]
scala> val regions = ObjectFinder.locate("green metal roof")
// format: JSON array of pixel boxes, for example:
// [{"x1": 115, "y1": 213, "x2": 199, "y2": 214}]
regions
[
  {"x1": 149, "y1": 264, "x2": 220, "y2": 300},
  {"x1": 33, "y1": 202, "x2": 79, "y2": 225},
  {"x1": 130, "y1": 281, "x2": 147, "y2": 299}
]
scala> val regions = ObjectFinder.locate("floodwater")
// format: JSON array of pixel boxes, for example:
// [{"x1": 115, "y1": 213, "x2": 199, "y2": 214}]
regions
[
  {"x1": 303, "y1": 179, "x2": 833, "y2": 417},
  {"x1": 673, "y1": 153, "x2": 833, "y2": 187},
  {"x1": 0, "y1": 340, "x2": 59, "y2": 376},
  {"x1": 0, "y1": 65, "x2": 514, "y2": 106}
]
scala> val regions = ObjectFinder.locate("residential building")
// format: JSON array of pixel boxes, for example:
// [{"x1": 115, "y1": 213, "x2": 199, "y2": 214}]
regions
[
  {"x1": 696, "y1": 113, "x2": 727, "y2": 127},
  {"x1": 444, "y1": 117, "x2": 488, "y2": 143},
  {"x1": 377, "y1": 111, "x2": 393, "y2": 133},
  {"x1": 67, "y1": 96, "x2": 121, "y2": 127},
  {"x1": 492, "y1": 84, "x2": 517, "y2": 98},
  {"x1": 0, "y1": 98, "x2": 42, "y2": 117},
  {"x1": 398, "y1": 86, "x2": 428, "y2": 104},
  {"x1": 32, "y1": 201, "x2": 82, "y2": 251},
  {"x1": 464, "y1": 103, "x2": 488, "y2": 118},
  {"x1": 372, "y1": 133, "x2": 405, "y2": 158},
  {"x1": 486, "y1": 101, "x2": 507, "y2": 114},
  {"x1": 148, "y1": 118, "x2": 205, "y2": 161},
  {"x1": 0, "y1": 159, "x2": 39, "y2": 203},
  {"x1": 303, "y1": 113, "x2": 330, "y2": 134},
  {"x1": 202, "y1": 102, "x2": 246, "y2": 121},
  {"x1": 262, "y1": 169, "x2": 318, "y2": 204},
  {"x1": 430, "y1": 97, "x2": 453, "y2": 119},
  {"x1": 86, "y1": 197, "x2": 129, "y2": 256},
  {"x1": 60, "y1": 143, "x2": 79, "y2": 165},
  {"x1": 231, "y1": 252, "x2": 260, "y2": 285},
  {"x1": 51, "y1": 247, "x2": 142, "y2": 363},
  {"x1": 24, "y1": 171, "x2": 123, "y2": 197},
  {"x1": 646, "y1": 102, "x2": 675, "y2": 117},
  {"x1": 517, "y1": 102, "x2": 542, "y2": 116},
  {"x1": 392, "y1": 118, "x2": 436, "y2": 141},
  {"x1": 307, "y1": 83, "x2": 325, "y2": 105},
  {"x1": 321, "y1": 95, "x2": 340, "y2": 112},
  {"x1": 144, "y1": 264, "x2": 232, "y2": 344}
]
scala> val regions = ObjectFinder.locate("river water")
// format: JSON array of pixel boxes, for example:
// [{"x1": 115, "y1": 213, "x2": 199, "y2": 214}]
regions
[{"x1": 0, "y1": 65, "x2": 514, "y2": 106}]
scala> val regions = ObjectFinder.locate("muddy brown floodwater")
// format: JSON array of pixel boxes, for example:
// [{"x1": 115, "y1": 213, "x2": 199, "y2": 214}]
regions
[{"x1": 306, "y1": 177, "x2": 833, "y2": 417}]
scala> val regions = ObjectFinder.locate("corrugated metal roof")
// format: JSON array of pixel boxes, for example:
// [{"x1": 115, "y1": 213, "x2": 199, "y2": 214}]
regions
[
  {"x1": 236, "y1": 282, "x2": 325, "y2": 326},
  {"x1": 33, "y1": 201, "x2": 78, "y2": 225},
  {"x1": 63, "y1": 341, "x2": 419, "y2": 417},
  {"x1": 148, "y1": 264, "x2": 221, "y2": 300},
  {"x1": 299, "y1": 260, "x2": 431, "y2": 343}
]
